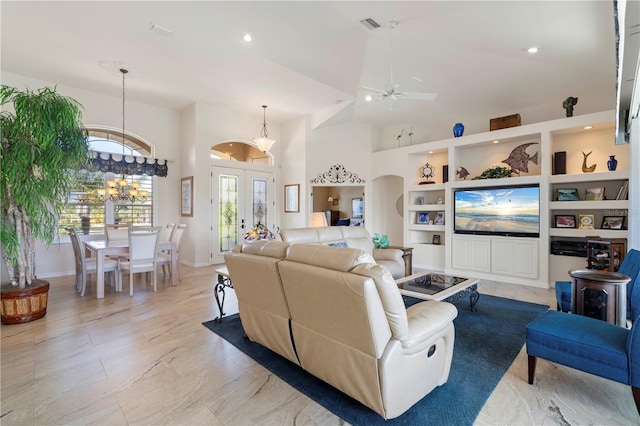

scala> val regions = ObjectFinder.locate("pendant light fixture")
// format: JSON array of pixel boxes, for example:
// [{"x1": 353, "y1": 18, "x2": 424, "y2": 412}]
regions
[
  {"x1": 253, "y1": 105, "x2": 275, "y2": 153},
  {"x1": 96, "y1": 68, "x2": 148, "y2": 202}
]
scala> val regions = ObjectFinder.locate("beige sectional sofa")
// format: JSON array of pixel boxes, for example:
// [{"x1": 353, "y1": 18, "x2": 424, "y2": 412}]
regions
[
  {"x1": 279, "y1": 226, "x2": 406, "y2": 279},
  {"x1": 224, "y1": 240, "x2": 458, "y2": 419}
]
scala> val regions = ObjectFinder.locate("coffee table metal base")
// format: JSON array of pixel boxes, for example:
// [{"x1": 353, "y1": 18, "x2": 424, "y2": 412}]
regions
[
  {"x1": 214, "y1": 266, "x2": 233, "y2": 321},
  {"x1": 396, "y1": 271, "x2": 480, "y2": 311}
]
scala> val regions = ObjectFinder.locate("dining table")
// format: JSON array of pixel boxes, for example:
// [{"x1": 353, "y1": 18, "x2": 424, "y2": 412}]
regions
[{"x1": 85, "y1": 239, "x2": 177, "y2": 299}]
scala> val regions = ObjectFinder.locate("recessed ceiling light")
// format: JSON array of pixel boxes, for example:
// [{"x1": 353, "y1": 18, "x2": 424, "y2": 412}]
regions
[
  {"x1": 242, "y1": 32, "x2": 253, "y2": 42},
  {"x1": 493, "y1": 140, "x2": 500, "y2": 144},
  {"x1": 584, "y1": 126, "x2": 593, "y2": 130},
  {"x1": 428, "y1": 151, "x2": 434, "y2": 154},
  {"x1": 527, "y1": 46, "x2": 540, "y2": 54},
  {"x1": 364, "y1": 95, "x2": 373, "y2": 102}
]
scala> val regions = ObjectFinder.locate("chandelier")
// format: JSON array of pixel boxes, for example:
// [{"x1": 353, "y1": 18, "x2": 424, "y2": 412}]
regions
[
  {"x1": 253, "y1": 105, "x2": 275, "y2": 152},
  {"x1": 95, "y1": 68, "x2": 148, "y2": 203}
]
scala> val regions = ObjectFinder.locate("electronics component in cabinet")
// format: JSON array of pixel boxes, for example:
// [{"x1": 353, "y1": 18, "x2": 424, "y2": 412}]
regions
[{"x1": 551, "y1": 240, "x2": 587, "y2": 257}]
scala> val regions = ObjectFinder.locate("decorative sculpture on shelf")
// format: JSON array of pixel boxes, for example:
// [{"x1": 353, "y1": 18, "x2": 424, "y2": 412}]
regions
[
  {"x1": 396, "y1": 128, "x2": 405, "y2": 147},
  {"x1": 502, "y1": 142, "x2": 538, "y2": 175},
  {"x1": 581, "y1": 150, "x2": 597, "y2": 173},
  {"x1": 419, "y1": 163, "x2": 435, "y2": 184},
  {"x1": 456, "y1": 166, "x2": 470, "y2": 180},
  {"x1": 563, "y1": 96, "x2": 578, "y2": 117}
]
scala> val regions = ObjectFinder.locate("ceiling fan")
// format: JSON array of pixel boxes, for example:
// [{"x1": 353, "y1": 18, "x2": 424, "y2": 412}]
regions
[{"x1": 360, "y1": 21, "x2": 437, "y2": 105}]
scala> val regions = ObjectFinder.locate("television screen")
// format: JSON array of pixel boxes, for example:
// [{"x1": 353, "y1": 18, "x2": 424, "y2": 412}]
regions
[{"x1": 454, "y1": 184, "x2": 540, "y2": 237}]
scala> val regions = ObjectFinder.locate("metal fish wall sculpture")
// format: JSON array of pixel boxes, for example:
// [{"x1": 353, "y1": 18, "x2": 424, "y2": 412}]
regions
[
  {"x1": 456, "y1": 166, "x2": 470, "y2": 180},
  {"x1": 502, "y1": 142, "x2": 539, "y2": 174}
]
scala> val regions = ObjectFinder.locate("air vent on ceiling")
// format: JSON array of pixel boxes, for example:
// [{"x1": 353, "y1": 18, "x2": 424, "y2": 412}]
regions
[{"x1": 360, "y1": 18, "x2": 381, "y2": 30}]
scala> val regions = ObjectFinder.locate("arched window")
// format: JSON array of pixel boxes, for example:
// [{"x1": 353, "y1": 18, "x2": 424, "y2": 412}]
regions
[{"x1": 58, "y1": 128, "x2": 154, "y2": 236}]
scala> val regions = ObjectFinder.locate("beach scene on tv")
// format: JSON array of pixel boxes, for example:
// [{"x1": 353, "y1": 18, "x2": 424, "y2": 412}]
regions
[{"x1": 454, "y1": 186, "x2": 540, "y2": 235}]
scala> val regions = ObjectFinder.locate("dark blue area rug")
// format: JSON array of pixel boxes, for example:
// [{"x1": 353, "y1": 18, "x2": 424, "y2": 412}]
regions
[{"x1": 202, "y1": 294, "x2": 549, "y2": 425}]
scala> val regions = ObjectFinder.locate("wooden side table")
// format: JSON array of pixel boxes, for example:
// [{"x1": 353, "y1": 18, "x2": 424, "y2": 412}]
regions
[
  {"x1": 569, "y1": 269, "x2": 630, "y2": 327},
  {"x1": 388, "y1": 246, "x2": 413, "y2": 277}
]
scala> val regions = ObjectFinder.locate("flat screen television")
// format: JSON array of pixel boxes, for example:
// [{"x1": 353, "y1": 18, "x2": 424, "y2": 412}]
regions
[{"x1": 453, "y1": 184, "x2": 540, "y2": 237}]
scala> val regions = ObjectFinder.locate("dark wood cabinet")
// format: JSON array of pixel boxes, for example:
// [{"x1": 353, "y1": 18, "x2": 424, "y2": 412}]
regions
[
  {"x1": 325, "y1": 210, "x2": 339, "y2": 226},
  {"x1": 586, "y1": 238, "x2": 626, "y2": 272}
]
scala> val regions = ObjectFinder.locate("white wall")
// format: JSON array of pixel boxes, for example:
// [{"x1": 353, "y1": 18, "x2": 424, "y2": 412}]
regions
[
  {"x1": 305, "y1": 121, "x2": 374, "y2": 232},
  {"x1": 280, "y1": 118, "x2": 307, "y2": 230},
  {"x1": 185, "y1": 102, "x2": 281, "y2": 267},
  {"x1": 2, "y1": 72, "x2": 181, "y2": 279}
]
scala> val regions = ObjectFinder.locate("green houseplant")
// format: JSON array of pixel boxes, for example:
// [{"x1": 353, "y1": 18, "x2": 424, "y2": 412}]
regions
[{"x1": 1, "y1": 85, "x2": 88, "y2": 323}]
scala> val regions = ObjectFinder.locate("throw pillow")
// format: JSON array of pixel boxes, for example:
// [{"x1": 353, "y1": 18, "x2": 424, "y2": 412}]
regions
[
  {"x1": 327, "y1": 241, "x2": 348, "y2": 248},
  {"x1": 336, "y1": 218, "x2": 351, "y2": 226}
]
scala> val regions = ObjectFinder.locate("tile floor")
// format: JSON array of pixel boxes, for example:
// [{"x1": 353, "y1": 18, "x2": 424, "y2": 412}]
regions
[{"x1": 1, "y1": 265, "x2": 637, "y2": 425}]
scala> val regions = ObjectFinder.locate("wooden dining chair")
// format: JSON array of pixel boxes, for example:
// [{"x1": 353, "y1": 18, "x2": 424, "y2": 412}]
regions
[
  {"x1": 67, "y1": 227, "x2": 118, "y2": 296},
  {"x1": 118, "y1": 226, "x2": 161, "y2": 296}
]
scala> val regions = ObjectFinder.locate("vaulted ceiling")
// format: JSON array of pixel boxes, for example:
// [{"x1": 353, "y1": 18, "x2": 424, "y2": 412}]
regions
[{"x1": 1, "y1": 1, "x2": 628, "y2": 141}]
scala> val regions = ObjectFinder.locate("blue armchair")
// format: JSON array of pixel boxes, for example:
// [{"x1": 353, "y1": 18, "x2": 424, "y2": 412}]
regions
[
  {"x1": 554, "y1": 248, "x2": 640, "y2": 319},
  {"x1": 526, "y1": 310, "x2": 640, "y2": 415}
]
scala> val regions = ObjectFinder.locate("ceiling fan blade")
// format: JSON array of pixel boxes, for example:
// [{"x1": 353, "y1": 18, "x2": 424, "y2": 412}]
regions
[
  {"x1": 360, "y1": 86, "x2": 388, "y2": 94},
  {"x1": 403, "y1": 92, "x2": 438, "y2": 101}
]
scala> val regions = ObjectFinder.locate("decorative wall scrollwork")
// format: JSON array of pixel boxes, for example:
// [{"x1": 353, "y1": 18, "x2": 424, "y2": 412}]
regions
[
  {"x1": 310, "y1": 164, "x2": 365, "y2": 184},
  {"x1": 84, "y1": 151, "x2": 168, "y2": 177}
]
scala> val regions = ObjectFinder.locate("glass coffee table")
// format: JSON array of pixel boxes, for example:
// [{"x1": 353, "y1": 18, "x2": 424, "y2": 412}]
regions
[{"x1": 396, "y1": 271, "x2": 480, "y2": 311}]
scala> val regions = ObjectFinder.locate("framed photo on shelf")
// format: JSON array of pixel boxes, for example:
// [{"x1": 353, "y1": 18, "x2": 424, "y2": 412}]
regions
[
  {"x1": 417, "y1": 212, "x2": 430, "y2": 224},
  {"x1": 602, "y1": 216, "x2": 625, "y2": 230},
  {"x1": 585, "y1": 187, "x2": 605, "y2": 201},
  {"x1": 578, "y1": 214, "x2": 595, "y2": 230},
  {"x1": 434, "y1": 212, "x2": 445, "y2": 225},
  {"x1": 555, "y1": 215, "x2": 576, "y2": 228},
  {"x1": 415, "y1": 196, "x2": 425, "y2": 205},
  {"x1": 556, "y1": 188, "x2": 580, "y2": 201},
  {"x1": 432, "y1": 235, "x2": 441, "y2": 245}
]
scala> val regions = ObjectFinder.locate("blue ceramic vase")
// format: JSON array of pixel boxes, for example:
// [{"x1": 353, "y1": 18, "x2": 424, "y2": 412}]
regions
[
  {"x1": 453, "y1": 122, "x2": 464, "y2": 137},
  {"x1": 607, "y1": 155, "x2": 617, "y2": 171}
]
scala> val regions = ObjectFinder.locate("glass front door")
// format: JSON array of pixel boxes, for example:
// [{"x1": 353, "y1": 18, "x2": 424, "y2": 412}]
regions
[{"x1": 211, "y1": 166, "x2": 273, "y2": 264}]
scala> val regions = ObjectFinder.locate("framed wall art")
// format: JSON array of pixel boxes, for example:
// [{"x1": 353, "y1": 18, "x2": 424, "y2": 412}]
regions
[
  {"x1": 181, "y1": 176, "x2": 193, "y2": 217},
  {"x1": 352, "y1": 198, "x2": 364, "y2": 218},
  {"x1": 578, "y1": 214, "x2": 595, "y2": 230},
  {"x1": 555, "y1": 215, "x2": 576, "y2": 228},
  {"x1": 601, "y1": 216, "x2": 625, "y2": 230},
  {"x1": 556, "y1": 188, "x2": 580, "y2": 201},
  {"x1": 284, "y1": 184, "x2": 300, "y2": 213},
  {"x1": 585, "y1": 187, "x2": 605, "y2": 201},
  {"x1": 417, "y1": 212, "x2": 430, "y2": 224}
]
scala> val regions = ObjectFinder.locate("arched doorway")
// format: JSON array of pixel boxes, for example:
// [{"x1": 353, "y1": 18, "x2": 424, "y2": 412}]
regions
[{"x1": 210, "y1": 140, "x2": 275, "y2": 264}]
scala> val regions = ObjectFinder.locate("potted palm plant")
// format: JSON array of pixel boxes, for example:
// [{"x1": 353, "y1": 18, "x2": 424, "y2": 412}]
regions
[{"x1": 1, "y1": 85, "x2": 88, "y2": 324}]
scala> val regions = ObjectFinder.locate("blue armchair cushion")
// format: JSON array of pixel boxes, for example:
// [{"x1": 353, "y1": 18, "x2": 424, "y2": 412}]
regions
[
  {"x1": 554, "y1": 280, "x2": 572, "y2": 312},
  {"x1": 526, "y1": 310, "x2": 630, "y2": 384},
  {"x1": 336, "y1": 218, "x2": 351, "y2": 226}
]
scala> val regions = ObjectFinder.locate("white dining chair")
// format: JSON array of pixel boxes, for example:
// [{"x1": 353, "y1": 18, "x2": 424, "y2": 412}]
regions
[
  {"x1": 160, "y1": 223, "x2": 175, "y2": 244},
  {"x1": 68, "y1": 227, "x2": 118, "y2": 296},
  {"x1": 105, "y1": 223, "x2": 131, "y2": 242},
  {"x1": 157, "y1": 223, "x2": 187, "y2": 280},
  {"x1": 118, "y1": 226, "x2": 161, "y2": 296}
]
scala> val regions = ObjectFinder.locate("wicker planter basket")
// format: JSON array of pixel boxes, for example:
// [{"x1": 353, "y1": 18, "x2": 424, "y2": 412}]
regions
[{"x1": 1, "y1": 279, "x2": 50, "y2": 324}]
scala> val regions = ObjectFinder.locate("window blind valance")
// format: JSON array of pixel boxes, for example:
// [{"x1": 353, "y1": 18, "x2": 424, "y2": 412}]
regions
[{"x1": 84, "y1": 151, "x2": 168, "y2": 177}]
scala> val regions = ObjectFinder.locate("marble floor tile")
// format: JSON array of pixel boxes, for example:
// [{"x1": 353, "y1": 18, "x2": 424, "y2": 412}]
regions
[{"x1": 1, "y1": 265, "x2": 636, "y2": 425}]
